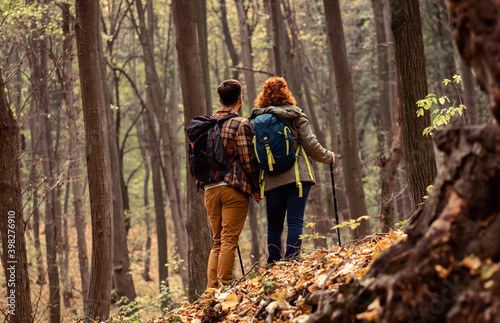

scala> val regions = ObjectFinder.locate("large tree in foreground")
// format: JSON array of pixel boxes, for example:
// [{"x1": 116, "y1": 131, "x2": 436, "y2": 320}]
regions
[
  {"x1": 0, "y1": 70, "x2": 33, "y2": 323},
  {"x1": 172, "y1": 0, "x2": 212, "y2": 301},
  {"x1": 323, "y1": 0, "x2": 370, "y2": 239},
  {"x1": 75, "y1": 0, "x2": 114, "y2": 319},
  {"x1": 390, "y1": 0, "x2": 437, "y2": 209},
  {"x1": 309, "y1": 1, "x2": 500, "y2": 321}
]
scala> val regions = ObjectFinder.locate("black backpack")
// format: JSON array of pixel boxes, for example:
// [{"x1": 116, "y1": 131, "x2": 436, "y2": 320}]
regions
[{"x1": 187, "y1": 113, "x2": 238, "y2": 185}]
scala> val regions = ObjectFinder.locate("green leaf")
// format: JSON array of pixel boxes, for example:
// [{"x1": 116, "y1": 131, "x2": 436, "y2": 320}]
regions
[
  {"x1": 443, "y1": 79, "x2": 451, "y2": 86},
  {"x1": 439, "y1": 97, "x2": 446, "y2": 105},
  {"x1": 425, "y1": 93, "x2": 436, "y2": 99},
  {"x1": 433, "y1": 115, "x2": 440, "y2": 126}
]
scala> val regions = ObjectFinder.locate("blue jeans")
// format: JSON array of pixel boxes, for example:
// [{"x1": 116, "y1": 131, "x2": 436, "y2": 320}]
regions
[{"x1": 265, "y1": 182, "x2": 312, "y2": 264}]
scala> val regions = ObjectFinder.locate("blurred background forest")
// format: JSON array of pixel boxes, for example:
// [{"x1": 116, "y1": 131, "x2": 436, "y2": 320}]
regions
[{"x1": 0, "y1": 0, "x2": 490, "y2": 321}]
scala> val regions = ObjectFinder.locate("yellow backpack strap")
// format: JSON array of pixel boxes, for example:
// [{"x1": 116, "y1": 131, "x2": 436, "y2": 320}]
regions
[
  {"x1": 284, "y1": 127, "x2": 291, "y2": 155},
  {"x1": 259, "y1": 169, "x2": 266, "y2": 197},
  {"x1": 294, "y1": 146, "x2": 303, "y2": 198},
  {"x1": 300, "y1": 145, "x2": 315, "y2": 181},
  {"x1": 264, "y1": 136, "x2": 275, "y2": 171},
  {"x1": 253, "y1": 137, "x2": 260, "y2": 163}
]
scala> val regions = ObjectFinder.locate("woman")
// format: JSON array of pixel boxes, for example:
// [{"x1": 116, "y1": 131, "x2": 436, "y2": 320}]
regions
[{"x1": 250, "y1": 77, "x2": 335, "y2": 264}]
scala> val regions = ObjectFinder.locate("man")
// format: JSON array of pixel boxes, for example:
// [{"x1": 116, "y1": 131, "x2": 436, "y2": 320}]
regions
[{"x1": 204, "y1": 79, "x2": 260, "y2": 289}]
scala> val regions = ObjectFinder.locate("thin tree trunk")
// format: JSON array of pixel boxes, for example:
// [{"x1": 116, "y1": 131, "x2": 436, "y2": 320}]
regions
[
  {"x1": 0, "y1": 68, "x2": 33, "y2": 323},
  {"x1": 194, "y1": 0, "x2": 212, "y2": 114},
  {"x1": 97, "y1": 5, "x2": 137, "y2": 303},
  {"x1": 460, "y1": 59, "x2": 479, "y2": 125},
  {"x1": 29, "y1": 114, "x2": 44, "y2": 285},
  {"x1": 63, "y1": 7, "x2": 90, "y2": 303},
  {"x1": 234, "y1": 0, "x2": 257, "y2": 114},
  {"x1": 62, "y1": 180, "x2": 72, "y2": 307},
  {"x1": 219, "y1": 0, "x2": 240, "y2": 80},
  {"x1": 389, "y1": 0, "x2": 438, "y2": 209},
  {"x1": 371, "y1": 0, "x2": 393, "y2": 150},
  {"x1": 324, "y1": 0, "x2": 370, "y2": 239},
  {"x1": 75, "y1": 0, "x2": 114, "y2": 318},
  {"x1": 137, "y1": 118, "x2": 153, "y2": 282},
  {"x1": 172, "y1": 0, "x2": 213, "y2": 301},
  {"x1": 38, "y1": 14, "x2": 61, "y2": 321},
  {"x1": 270, "y1": 0, "x2": 283, "y2": 76}
]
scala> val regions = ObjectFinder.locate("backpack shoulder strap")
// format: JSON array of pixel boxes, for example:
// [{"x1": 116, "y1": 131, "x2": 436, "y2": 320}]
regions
[
  {"x1": 269, "y1": 113, "x2": 292, "y2": 127},
  {"x1": 216, "y1": 113, "x2": 239, "y2": 124}
]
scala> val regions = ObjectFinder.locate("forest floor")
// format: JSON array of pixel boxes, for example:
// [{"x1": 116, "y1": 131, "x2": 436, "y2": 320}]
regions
[{"x1": 157, "y1": 230, "x2": 406, "y2": 323}]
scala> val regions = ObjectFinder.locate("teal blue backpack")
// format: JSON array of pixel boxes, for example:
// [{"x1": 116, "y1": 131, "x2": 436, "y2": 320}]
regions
[
  {"x1": 252, "y1": 114, "x2": 295, "y2": 174},
  {"x1": 252, "y1": 113, "x2": 315, "y2": 197}
]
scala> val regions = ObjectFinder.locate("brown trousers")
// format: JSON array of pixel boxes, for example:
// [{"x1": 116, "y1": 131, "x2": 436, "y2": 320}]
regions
[{"x1": 204, "y1": 185, "x2": 249, "y2": 288}]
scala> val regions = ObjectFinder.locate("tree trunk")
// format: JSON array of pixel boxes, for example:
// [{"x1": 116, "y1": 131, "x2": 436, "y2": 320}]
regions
[
  {"x1": 75, "y1": 0, "x2": 114, "y2": 318},
  {"x1": 194, "y1": 0, "x2": 212, "y2": 114},
  {"x1": 29, "y1": 113, "x2": 44, "y2": 286},
  {"x1": 379, "y1": 126, "x2": 403, "y2": 232},
  {"x1": 0, "y1": 68, "x2": 33, "y2": 323},
  {"x1": 63, "y1": 7, "x2": 90, "y2": 304},
  {"x1": 323, "y1": 0, "x2": 370, "y2": 239},
  {"x1": 390, "y1": 0, "x2": 438, "y2": 210},
  {"x1": 172, "y1": 0, "x2": 213, "y2": 301},
  {"x1": 234, "y1": 0, "x2": 257, "y2": 115},
  {"x1": 371, "y1": 0, "x2": 393, "y2": 150},
  {"x1": 461, "y1": 59, "x2": 479, "y2": 125},
  {"x1": 137, "y1": 117, "x2": 153, "y2": 282},
  {"x1": 98, "y1": 25, "x2": 137, "y2": 301},
  {"x1": 62, "y1": 180, "x2": 72, "y2": 308},
  {"x1": 219, "y1": 0, "x2": 240, "y2": 80},
  {"x1": 37, "y1": 14, "x2": 61, "y2": 321},
  {"x1": 270, "y1": 0, "x2": 283, "y2": 76}
]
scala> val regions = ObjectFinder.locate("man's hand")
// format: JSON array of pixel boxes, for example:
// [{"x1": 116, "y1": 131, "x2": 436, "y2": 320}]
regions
[
  {"x1": 252, "y1": 192, "x2": 262, "y2": 204},
  {"x1": 331, "y1": 152, "x2": 336, "y2": 164}
]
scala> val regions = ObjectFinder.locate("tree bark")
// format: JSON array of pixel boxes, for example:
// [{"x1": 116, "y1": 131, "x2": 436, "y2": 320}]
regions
[
  {"x1": 75, "y1": 0, "x2": 114, "y2": 318},
  {"x1": 324, "y1": 0, "x2": 370, "y2": 239},
  {"x1": 390, "y1": 0, "x2": 438, "y2": 210},
  {"x1": 219, "y1": 0, "x2": 240, "y2": 80},
  {"x1": 461, "y1": 59, "x2": 479, "y2": 125},
  {"x1": 194, "y1": 0, "x2": 212, "y2": 114},
  {"x1": 270, "y1": 0, "x2": 283, "y2": 76},
  {"x1": 63, "y1": 11, "x2": 90, "y2": 305},
  {"x1": 172, "y1": 0, "x2": 213, "y2": 301},
  {"x1": 99, "y1": 29, "x2": 137, "y2": 302},
  {"x1": 234, "y1": 0, "x2": 257, "y2": 115},
  {"x1": 0, "y1": 68, "x2": 33, "y2": 323},
  {"x1": 37, "y1": 9, "x2": 61, "y2": 320},
  {"x1": 371, "y1": 0, "x2": 393, "y2": 150}
]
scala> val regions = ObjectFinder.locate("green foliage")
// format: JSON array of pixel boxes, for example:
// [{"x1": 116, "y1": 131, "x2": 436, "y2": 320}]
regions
[
  {"x1": 416, "y1": 75, "x2": 466, "y2": 136},
  {"x1": 395, "y1": 219, "x2": 409, "y2": 228},
  {"x1": 332, "y1": 216, "x2": 371, "y2": 231},
  {"x1": 299, "y1": 222, "x2": 326, "y2": 242}
]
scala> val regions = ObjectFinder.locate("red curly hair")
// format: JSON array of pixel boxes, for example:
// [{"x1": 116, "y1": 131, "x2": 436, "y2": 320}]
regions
[{"x1": 254, "y1": 77, "x2": 297, "y2": 109}]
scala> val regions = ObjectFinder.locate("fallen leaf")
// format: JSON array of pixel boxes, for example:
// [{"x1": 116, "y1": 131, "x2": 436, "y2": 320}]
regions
[{"x1": 221, "y1": 293, "x2": 239, "y2": 311}]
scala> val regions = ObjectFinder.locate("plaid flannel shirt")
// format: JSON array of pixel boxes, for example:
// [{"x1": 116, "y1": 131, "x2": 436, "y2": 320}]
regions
[{"x1": 213, "y1": 107, "x2": 260, "y2": 196}]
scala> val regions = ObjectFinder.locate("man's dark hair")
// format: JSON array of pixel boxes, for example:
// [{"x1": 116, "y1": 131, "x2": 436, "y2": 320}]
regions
[{"x1": 217, "y1": 79, "x2": 242, "y2": 106}]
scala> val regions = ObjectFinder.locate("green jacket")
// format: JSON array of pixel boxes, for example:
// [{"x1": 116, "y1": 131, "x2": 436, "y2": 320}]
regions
[{"x1": 250, "y1": 105, "x2": 333, "y2": 193}]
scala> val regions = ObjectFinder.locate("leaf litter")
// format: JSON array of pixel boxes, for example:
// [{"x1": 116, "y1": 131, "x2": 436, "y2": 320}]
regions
[{"x1": 156, "y1": 230, "x2": 407, "y2": 323}]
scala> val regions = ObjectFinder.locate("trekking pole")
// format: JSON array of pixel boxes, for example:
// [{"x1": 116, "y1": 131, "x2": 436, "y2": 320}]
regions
[
  {"x1": 237, "y1": 245, "x2": 245, "y2": 276},
  {"x1": 330, "y1": 162, "x2": 342, "y2": 247}
]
